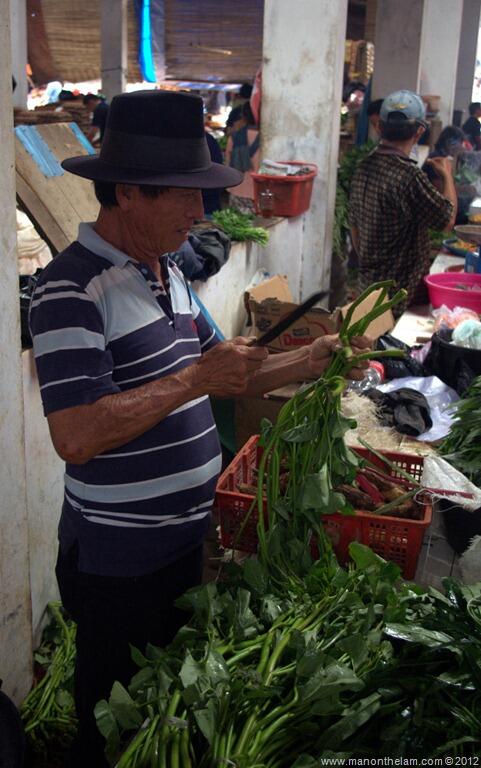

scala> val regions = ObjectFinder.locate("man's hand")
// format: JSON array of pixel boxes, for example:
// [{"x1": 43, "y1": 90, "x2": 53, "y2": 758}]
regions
[
  {"x1": 425, "y1": 156, "x2": 453, "y2": 178},
  {"x1": 308, "y1": 334, "x2": 372, "y2": 380},
  {"x1": 193, "y1": 340, "x2": 268, "y2": 396}
]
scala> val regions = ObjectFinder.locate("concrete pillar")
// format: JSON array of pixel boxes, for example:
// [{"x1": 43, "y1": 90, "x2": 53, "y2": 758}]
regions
[
  {"x1": 420, "y1": 0, "x2": 463, "y2": 128},
  {"x1": 372, "y1": 0, "x2": 425, "y2": 99},
  {"x1": 364, "y1": 0, "x2": 377, "y2": 43},
  {"x1": 454, "y1": 0, "x2": 481, "y2": 123},
  {"x1": 0, "y1": 0, "x2": 32, "y2": 703},
  {"x1": 101, "y1": 0, "x2": 127, "y2": 102},
  {"x1": 261, "y1": 0, "x2": 348, "y2": 299},
  {"x1": 9, "y1": 0, "x2": 28, "y2": 108},
  {"x1": 373, "y1": 0, "x2": 464, "y2": 127}
]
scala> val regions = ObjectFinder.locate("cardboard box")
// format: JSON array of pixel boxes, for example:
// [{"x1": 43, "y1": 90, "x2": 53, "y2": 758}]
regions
[{"x1": 247, "y1": 277, "x2": 394, "y2": 352}]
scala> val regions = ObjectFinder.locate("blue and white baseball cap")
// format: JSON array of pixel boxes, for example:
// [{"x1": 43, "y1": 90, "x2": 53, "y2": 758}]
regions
[{"x1": 380, "y1": 90, "x2": 427, "y2": 124}]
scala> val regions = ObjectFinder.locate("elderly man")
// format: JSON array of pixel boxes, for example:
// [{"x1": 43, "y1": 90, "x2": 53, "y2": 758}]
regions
[
  {"x1": 30, "y1": 91, "x2": 368, "y2": 766},
  {"x1": 350, "y1": 90, "x2": 457, "y2": 317}
]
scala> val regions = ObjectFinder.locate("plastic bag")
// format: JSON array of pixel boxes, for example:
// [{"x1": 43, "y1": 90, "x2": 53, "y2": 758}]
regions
[
  {"x1": 432, "y1": 304, "x2": 479, "y2": 331},
  {"x1": 376, "y1": 375, "x2": 458, "y2": 441},
  {"x1": 19, "y1": 269, "x2": 42, "y2": 349},
  {"x1": 375, "y1": 333, "x2": 426, "y2": 379},
  {"x1": 424, "y1": 329, "x2": 481, "y2": 394},
  {"x1": 421, "y1": 455, "x2": 481, "y2": 511},
  {"x1": 452, "y1": 318, "x2": 481, "y2": 349}
]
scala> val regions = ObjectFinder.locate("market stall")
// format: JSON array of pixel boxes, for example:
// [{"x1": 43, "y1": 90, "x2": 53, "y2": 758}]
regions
[{"x1": 19, "y1": 278, "x2": 481, "y2": 765}]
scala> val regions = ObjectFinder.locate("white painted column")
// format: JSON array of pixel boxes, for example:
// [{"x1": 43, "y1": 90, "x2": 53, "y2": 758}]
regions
[
  {"x1": 0, "y1": 0, "x2": 32, "y2": 703},
  {"x1": 419, "y1": 0, "x2": 463, "y2": 128},
  {"x1": 101, "y1": 0, "x2": 127, "y2": 102},
  {"x1": 261, "y1": 0, "x2": 348, "y2": 299},
  {"x1": 372, "y1": 0, "x2": 424, "y2": 99},
  {"x1": 454, "y1": 0, "x2": 481, "y2": 122},
  {"x1": 9, "y1": 0, "x2": 28, "y2": 108},
  {"x1": 373, "y1": 0, "x2": 464, "y2": 128}
]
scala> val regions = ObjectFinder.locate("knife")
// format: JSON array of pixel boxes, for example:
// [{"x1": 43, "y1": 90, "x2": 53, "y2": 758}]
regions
[{"x1": 249, "y1": 289, "x2": 330, "y2": 347}]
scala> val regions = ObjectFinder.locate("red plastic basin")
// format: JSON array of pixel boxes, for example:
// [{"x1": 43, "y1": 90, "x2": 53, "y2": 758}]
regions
[{"x1": 424, "y1": 272, "x2": 481, "y2": 311}]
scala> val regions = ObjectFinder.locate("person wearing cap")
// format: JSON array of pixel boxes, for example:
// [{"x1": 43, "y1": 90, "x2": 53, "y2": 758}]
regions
[
  {"x1": 28, "y1": 91, "x2": 371, "y2": 766},
  {"x1": 349, "y1": 89, "x2": 457, "y2": 316}
]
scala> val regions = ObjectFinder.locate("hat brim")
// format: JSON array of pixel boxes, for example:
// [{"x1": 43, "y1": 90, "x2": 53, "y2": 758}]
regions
[{"x1": 61, "y1": 156, "x2": 244, "y2": 190}]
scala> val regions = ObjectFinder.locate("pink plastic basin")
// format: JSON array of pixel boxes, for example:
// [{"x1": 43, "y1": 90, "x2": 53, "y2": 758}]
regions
[{"x1": 424, "y1": 272, "x2": 481, "y2": 311}]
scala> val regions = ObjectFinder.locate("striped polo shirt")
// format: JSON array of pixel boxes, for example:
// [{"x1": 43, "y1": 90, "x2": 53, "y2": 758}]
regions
[{"x1": 29, "y1": 223, "x2": 221, "y2": 576}]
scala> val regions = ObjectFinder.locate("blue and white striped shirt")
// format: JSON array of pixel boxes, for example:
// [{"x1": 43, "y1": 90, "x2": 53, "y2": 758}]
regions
[{"x1": 30, "y1": 224, "x2": 221, "y2": 576}]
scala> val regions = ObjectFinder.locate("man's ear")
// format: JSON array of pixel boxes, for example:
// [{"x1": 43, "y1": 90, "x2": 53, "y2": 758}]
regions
[
  {"x1": 115, "y1": 184, "x2": 136, "y2": 211},
  {"x1": 415, "y1": 124, "x2": 426, "y2": 143}
]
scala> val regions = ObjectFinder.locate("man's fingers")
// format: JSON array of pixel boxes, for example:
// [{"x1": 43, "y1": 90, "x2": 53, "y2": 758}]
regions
[
  {"x1": 232, "y1": 335, "x2": 256, "y2": 346},
  {"x1": 237, "y1": 345, "x2": 269, "y2": 361},
  {"x1": 350, "y1": 335, "x2": 372, "y2": 350}
]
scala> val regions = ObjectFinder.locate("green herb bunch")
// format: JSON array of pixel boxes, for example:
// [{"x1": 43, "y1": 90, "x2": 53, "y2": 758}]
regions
[
  {"x1": 212, "y1": 208, "x2": 269, "y2": 245},
  {"x1": 440, "y1": 375, "x2": 481, "y2": 487},
  {"x1": 333, "y1": 140, "x2": 377, "y2": 261},
  {"x1": 20, "y1": 602, "x2": 77, "y2": 754}
]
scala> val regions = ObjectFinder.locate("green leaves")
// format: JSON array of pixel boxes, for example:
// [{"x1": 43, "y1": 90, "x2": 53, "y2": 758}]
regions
[
  {"x1": 108, "y1": 682, "x2": 143, "y2": 730},
  {"x1": 299, "y1": 465, "x2": 349, "y2": 516},
  {"x1": 94, "y1": 699, "x2": 120, "y2": 763},
  {"x1": 212, "y1": 208, "x2": 269, "y2": 245}
]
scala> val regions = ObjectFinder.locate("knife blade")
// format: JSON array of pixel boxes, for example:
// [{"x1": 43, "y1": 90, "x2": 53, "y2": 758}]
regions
[{"x1": 249, "y1": 289, "x2": 330, "y2": 347}]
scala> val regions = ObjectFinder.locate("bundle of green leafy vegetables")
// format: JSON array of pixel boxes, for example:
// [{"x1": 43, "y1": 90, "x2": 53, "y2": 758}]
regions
[
  {"x1": 96, "y1": 546, "x2": 481, "y2": 766},
  {"x1": 20, "y1": 602, "x2": 77, "y2": 755},
  {"x1": 90, "y1": 284, "x2": 481, "y2": 765},
  {"x1": 440, "y1": 375, "x2": 481, "y2": 488},
  {"x1": 429, "y1": 228, "x2": 455, "y2": 251},
  {"x1": 212, "y1": 208, "x2": 269, "y2": 245},
  {"x1": 333, "y1": 140, "x2": 377, "y2": 261}
]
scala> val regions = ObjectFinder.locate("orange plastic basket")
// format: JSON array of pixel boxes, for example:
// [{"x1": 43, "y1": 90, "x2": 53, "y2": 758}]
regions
[
  {"x1": 252, "y1": 162, "x2": 318, "y2": 217},
  {"x1": 214, "y1": 435, "x2": 433, "y2": 580}
]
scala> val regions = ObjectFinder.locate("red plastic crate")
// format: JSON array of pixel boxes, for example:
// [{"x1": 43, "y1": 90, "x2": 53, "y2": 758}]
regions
[
  {"x1": 214, "y1": 435, "x2": 433, "y2": 580},
  {"x1": 252, "y1": 162, "x2": 318, "y2": 217}
]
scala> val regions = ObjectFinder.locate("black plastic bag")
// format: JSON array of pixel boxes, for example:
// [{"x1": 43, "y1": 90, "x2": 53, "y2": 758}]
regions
[
  {"x1": 424, "y1": 329, "x2": 481, "y2": 395},
  {"x1": 375, "y1": 333, "x2": 426, "y2": 379},
  {"x1": 19, "y1": 269, "x2": 42, "y2": 349}
]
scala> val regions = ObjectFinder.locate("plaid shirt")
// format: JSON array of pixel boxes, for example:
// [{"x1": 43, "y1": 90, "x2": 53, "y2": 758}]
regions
[{"x1": 349, "y1": 145, "x2": 453, "y2": 316}]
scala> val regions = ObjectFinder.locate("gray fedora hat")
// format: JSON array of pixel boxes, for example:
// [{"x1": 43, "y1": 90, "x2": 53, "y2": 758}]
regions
[{"x1": 62, "y1": 90, "x2": 243, "y2": 189}]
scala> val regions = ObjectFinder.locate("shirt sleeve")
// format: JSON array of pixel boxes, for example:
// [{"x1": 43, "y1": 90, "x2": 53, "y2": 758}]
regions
[
  {"x1": 406, "y1": 168, "x2": 454, "y2": 230},
  {"x1": 29, "y1": 274, "x2": 121, "y2": 415}
]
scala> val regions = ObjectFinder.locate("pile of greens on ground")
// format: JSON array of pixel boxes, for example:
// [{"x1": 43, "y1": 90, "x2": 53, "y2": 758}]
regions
[
  {"x1": 441, "y1": 375, "x2": 481, "y2": 488},
  {"x1": 97, "y1": 548, "x2": 481, "y2": 766},
  {"x1": 212, "y1": 208, "x2": 269, "y2": 245},
  {"x1": 20, "y1": 602, "x2": 76, "y2": 757}
]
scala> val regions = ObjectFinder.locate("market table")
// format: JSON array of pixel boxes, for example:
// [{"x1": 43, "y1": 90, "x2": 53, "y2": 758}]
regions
[{"x1": 391, "y1": 252, "x2": 465, "y2": 346}]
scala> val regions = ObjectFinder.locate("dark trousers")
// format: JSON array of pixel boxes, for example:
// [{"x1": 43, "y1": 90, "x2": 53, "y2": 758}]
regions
[{"x1": 56, "y1": 543, "x2": 203, "y2": 768}]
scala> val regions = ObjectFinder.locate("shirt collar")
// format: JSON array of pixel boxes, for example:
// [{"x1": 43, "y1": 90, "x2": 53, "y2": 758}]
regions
[
  {"x1": 376, "y1": 142, "x2": 417, "y2": 164},
  {"x1": 77, "y1": 223, "x2": 138, "y2": 268}
]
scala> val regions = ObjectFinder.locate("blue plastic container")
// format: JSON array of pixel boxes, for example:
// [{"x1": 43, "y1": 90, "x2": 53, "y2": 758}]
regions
[{"x1": 464, "y1": 250, "x2": 481, "y2": 273}]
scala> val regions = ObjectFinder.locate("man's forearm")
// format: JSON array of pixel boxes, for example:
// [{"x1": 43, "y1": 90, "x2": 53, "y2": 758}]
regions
[
  {"x1": 47, "y1": 366, "x2": 203, "y2": 465},
  {"x1": 441, "y1": 173, "x2": 458, "y2": 228},
  {"x1": 351, "y1": 226, "x2": 360, "y2": 254},
  {"x1": 47, "y1": 341, "x2": 268, "y2": 464}
]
